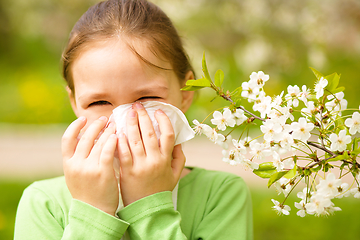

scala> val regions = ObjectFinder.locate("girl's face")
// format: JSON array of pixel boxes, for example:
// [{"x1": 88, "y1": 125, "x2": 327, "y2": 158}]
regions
[{"x1": 68, "y1": 39, "x2": 194, "y2": 128}]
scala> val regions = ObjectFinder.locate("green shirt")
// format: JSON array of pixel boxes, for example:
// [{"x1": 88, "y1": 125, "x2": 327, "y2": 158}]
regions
[{"x1": 14, "y1": 167, "x2": 253, "y2": 239}]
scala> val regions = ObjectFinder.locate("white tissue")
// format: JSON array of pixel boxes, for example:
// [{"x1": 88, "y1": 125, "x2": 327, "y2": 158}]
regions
[
  {"x1": 110, "y1": 101, "x2": 193, "y2": 228},
  {"x1": 110, "y1": 101, "x2": 195, "y2": 145}
]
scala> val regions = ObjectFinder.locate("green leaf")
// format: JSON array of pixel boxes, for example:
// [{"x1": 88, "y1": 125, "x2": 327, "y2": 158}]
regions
[
  {"x1": 311, "y1": 164, "x2": 322, "y2": 172},
  {"x1": 267, "y1": 171, "x2": 287, "y2": 188},
  {"x1": 283, "y1": 165, "x2": 297, "y2": 179},
  {"x1": 210, "y1": 95, "x2": 219, "y2": 102},
  {"x1": 352, "y1": 146, "x2": 360, "y2": 156},
  {"x1": 328, "y1": 155, "x2": 346, "y2": 162},
  {"x1": 214, "y1": 69, "x2": 224, "y2": 88},
  {"x1": 325, "y1": 73, "x2": 340, "y2": 92},
  {"x1": 253, "y1": 162, "x2": 277, "y2": 179},
  {"x1": 184, "y1": 78, "x2": 211, "y2": 87},
  {"x1": 180, "y1": 85, "x2": 204, "y2": 91},
  {"x1": 202, "y1": 52, "x2": 212, "y2": 82},
  {"x1": 332, "y1": 86, "x2": 345, "y2": 94},
  {"x1": 310, "y1": 67, "x2": 324, "y2": 81}
]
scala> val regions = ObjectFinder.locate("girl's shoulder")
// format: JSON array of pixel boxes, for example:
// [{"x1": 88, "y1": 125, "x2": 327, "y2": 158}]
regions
[
  {"x1": 22, "y1": 176, "x2": 71, "y2": 205},
  {"x1": 179, "y1": 167, "x2": 246, "y2": 190}
]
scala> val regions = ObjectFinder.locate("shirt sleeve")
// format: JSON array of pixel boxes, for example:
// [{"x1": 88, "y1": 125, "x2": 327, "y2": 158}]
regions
[
  {"x1": 14, "y1": 184, "x2": 129, "y2": 240},
  {"x1": 118, "y1": 191, "x2": 187, "y2": 240}
]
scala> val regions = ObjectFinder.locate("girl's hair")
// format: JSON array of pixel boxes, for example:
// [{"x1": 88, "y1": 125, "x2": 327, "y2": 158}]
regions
[{"x1": 62, "y1": 0, "x2": 194, "y2": 92}]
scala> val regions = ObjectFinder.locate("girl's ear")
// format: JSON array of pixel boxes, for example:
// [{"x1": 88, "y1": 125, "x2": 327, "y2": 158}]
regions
[
  {"x1": 66, "y1": 86, "x2": 79, "y2": 117},
  {"x1": 180, "y1": 71, "x2": 195, "y2": 113}
]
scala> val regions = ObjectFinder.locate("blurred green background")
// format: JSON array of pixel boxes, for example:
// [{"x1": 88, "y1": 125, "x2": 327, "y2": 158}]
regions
[{"x1": 1, "y1": 0, "x2": 360, "y2": 239}]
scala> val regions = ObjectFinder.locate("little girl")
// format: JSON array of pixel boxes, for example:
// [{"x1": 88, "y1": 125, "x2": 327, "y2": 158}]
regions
[{"x1": 14, "y1": 0, "x2": 253, "y2": 239}]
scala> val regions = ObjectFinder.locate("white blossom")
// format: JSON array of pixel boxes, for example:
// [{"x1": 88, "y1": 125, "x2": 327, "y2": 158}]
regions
[
  {"x1": 232, "y1": 139, "x2": 247, "y2": 155},
  {"x1": 278, "y1": 126, "x2": 295, "y2": 151},
  {"x1": 241, "y1": 158, "x2": 259, "y2": 170},
  {"x1": 273, "y1": 177, "x2": 292, "y2": 195},
  {"x1": 272, "y1": 152, "x2": 284, "y2": 171},
  {"x1": 329, "y1": 130, "x2": 351, "y2": 152},
  {"x1": 325, "y1": 92, "x2": 348, "y2": 112},
  {"x1": 294, "y1": 201, "x2": 306, "y2": 217},
  {"x1": 211, "y1": 108, "x2": 235, "y2": 131},
  {"x1": 253, "y1": 95, "x2": 272, "y2": 118},
  {"x1": 297, "y1": 187, "x2": 312, "y2": 201},
  {"x1": 241, "y1": 81, "x2": 260, "y2": 102},
  {"x1": 249, "y1": 71, "x2": 269, "y2": 88},
  {"x1": 301, "y1": 101, "x2": 318, "y2": 118},
  {"x1": 316, "y1": 173, "x2": 342, "y2": 198},
  {"x1": 222, "y1": 149, "x2": 242, "y2": 166},
  {"x1": 260, "y1": 119, "x2": 283, "y2": 142},
  {"x1": 233, "y1": 108, "x2": 247, "y2": 125},
  {"x1": 336, "y1": 183, "x2": 350, "y2": 198},
  {"x1": 314, "y1": 77, "x2": 328, "y2": 99},
  {"x1": 298, "y1": 85, "x2": 310, "y2": 104},
  {"x1": 192, "y1": 119, "x2": 211, "y2": 135},
  {"x1": 291, "y1": 117, "x2": 314, "y2": 142},
  {"x1": 204, "y1": 128, "x2": 226, "y2": 145},
  {"x1": 345, "y1": 112, "x2": 360, "y2": 135},
  {"x1": 305, "y1": 193, "x2": 333, "y2": 216},
  {"x1": 350, "y1": 187, "x2": 360, "y2": 198},
  {"x1": 272, "y1": 92, "x2": 284, "y2": 107},
  {"x1": 285, "y1": 85, "x2": 300, "y2": 107},
  {"x1": 249, "y1": 141, "x2": 271, "y2": 160},
  {"x1": 271, "y1": 199, "x2": 291, "y2": 215}
]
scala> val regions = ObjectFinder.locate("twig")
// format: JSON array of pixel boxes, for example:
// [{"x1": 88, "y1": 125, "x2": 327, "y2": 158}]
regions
[
  {"x1": 219, "y1": 93, "x2": 266, "y2": 122},
  {"x1": 307, "y1": 142, "x2": 335, "y2": 156}
]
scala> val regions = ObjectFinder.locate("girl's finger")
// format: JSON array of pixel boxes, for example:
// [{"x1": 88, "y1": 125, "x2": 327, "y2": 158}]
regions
[
  {"x1": 117, "y1": 132, "x2": 133, "y2": 170},
  {"x1": 99, "y1": 133, "x2": 118, "y2": 172},
  {"x1": 133, "y1": 102, "x2": 159, "y2": 155},
  {"x1": 74, "y1": 116, "x2": 108, "y2": 158},
  {"x1": 89, "y1": 123, "x2": 116, "y2": 161},
  {"x1": 62, "y1": 116, "x2": 87, "y2": 160},
  {"x1": 125, "y1": 108, "x2": 145, "y2": 158},
  {"x1": 154, "y1": 109, "x2": 175, "y2": 155},
  {"x1": 171, "y1": 144, "x2": 186, "y2": 180}
]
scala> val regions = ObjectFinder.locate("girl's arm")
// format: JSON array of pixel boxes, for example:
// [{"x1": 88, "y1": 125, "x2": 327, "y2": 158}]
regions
[
  {"x1": 15, "y1": 116, "x2": 129, "y2": 239},
  {"x1": 14, "y1": 182, "x2": 129, "y2": 240}
]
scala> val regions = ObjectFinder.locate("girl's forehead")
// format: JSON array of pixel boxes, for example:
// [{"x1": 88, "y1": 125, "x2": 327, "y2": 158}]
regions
[
  {"x1": 71, "y1": 39, "x2": 179, "y2": 100},
  {"x1": 76, "y1": 38, "x2": 172, "y2": 71},
  {"x1": 72, "y1": 39, "x2": 174, "y2": 86}
]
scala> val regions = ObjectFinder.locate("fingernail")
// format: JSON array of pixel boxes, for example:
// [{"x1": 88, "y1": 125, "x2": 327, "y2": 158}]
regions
[
  {"x1": 155, "y1": 109, "x2": 164, "y2": 114},
  {"x1": 133, "y1": 102, "x2": 144, "y2": 109},
  {"x1": 128, "y1": 110, "x2": 137, "y2": 118},
  {"x1": 78, "y1": 116, "x2": 86, "y2": 121},
  {"x1": 99, "y1": 116, "x2": 107, "y2": 121},
  {"x1": 108, "y1": 122, "x2": 115, "y2": 128}
]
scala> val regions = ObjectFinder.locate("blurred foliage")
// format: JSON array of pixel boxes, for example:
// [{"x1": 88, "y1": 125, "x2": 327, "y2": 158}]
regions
[
  {"x1": 1, "y1": 180, "x2": 360, "y2": 240},
  {"x1": 1, "y1": 0, "x2": 360, "y2": 124}
]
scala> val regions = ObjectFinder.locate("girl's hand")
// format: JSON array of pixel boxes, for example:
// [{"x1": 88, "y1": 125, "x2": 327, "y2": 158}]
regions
[
  {"x1": 117, "y1": 102, "x2": 185, "y2": 206},
  {"x1": 62, "y1": 116, "x2": 119, "y2": 216}
]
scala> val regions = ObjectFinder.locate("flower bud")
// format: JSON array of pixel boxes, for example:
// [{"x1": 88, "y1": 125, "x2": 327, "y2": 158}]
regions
[{"x1": 247, "y1": 117, "x2": 255, "y2": 123}]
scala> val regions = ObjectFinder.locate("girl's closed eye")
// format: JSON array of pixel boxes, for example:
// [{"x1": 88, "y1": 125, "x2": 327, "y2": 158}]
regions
[
  {"x1": 137, "y1": 96, "x2": 161, "y2": 101},
  {"x1": 89, "y1": 100, "x2": 112, "y2": 107}
]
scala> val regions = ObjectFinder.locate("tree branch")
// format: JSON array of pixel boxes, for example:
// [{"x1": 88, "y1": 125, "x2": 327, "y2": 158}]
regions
[
  {"x1": 219, "y1": 93, "x2": 266, "y2": 122},
  {"x1": 307, "y1": 141, "x2": 335, "y2": 156}
]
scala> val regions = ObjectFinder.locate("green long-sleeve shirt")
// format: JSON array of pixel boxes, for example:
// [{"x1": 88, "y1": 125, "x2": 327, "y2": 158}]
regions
[{"x1": 14, "y1": 167, "x2": 253, "y2": 239}]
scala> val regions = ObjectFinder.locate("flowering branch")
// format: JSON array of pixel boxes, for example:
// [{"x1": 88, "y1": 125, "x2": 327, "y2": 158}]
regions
[
  {"x1": 182, "y1": 53, "x2": 360, "y2": 217},
  {"x1": 307, "y1": 142, "x2": 335, "y2": 156},
  {"x1": 218, "y1": 92, "x2": 266, "y2": 122}
]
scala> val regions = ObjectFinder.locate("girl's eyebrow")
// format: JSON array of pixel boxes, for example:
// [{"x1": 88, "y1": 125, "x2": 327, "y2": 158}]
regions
[
  {"x1": 135, "y1": 86, "x2": 169, "y2": 95},
  {"x1": 77, "y1": 92, "x2": 109, "y2": 102}
]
